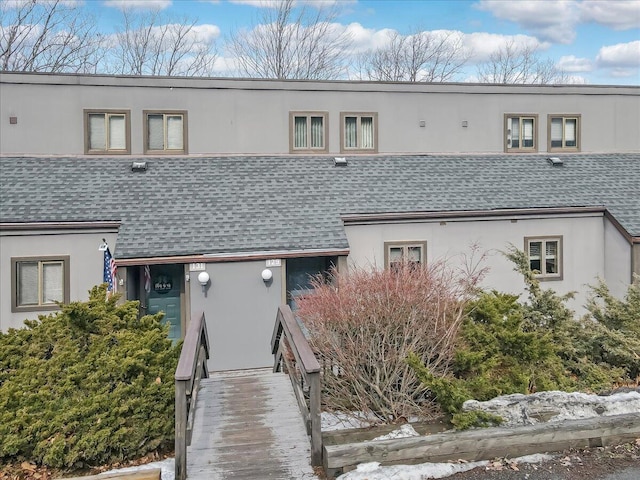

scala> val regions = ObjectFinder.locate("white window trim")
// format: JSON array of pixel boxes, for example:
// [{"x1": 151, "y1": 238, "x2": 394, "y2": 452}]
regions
[
  {"x1": 505, "y1": 114, "x2": 538, "y2": 153},
  {"x1": 340, "y1": 112, "x2": 378, "y2": 153},
  {"x1": 143, "y1": 110, "x2": 188, "y2": 154},
  {"x1": 524, "y1": 236, "x2": 563, "y2": 281}
]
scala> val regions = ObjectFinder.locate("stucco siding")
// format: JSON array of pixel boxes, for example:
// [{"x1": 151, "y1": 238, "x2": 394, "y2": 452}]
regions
[
  {"x1": 603, "y1": 217, "x2": 633, "y2": 299},
  {"x1": 1, "y1": 74, "x2": 638, "y2": 156},
  {"x1": 345, "y1": 214, "x2": 606, "y2": 313},
  {"x1": 0, "y1": 229, "x2": 118, "y2": 331},
  {"x1": 188, "y1": 260, "x2": 283, "y2": 371}
]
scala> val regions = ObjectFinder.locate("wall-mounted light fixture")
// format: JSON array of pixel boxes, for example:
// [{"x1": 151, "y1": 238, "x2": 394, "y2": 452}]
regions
[
  {"x1": 197, "y1": 271, "x2": 210, "y2": 294},
  {"x1": 261, "y1": 268, "x2": 273, "y2": 285}
]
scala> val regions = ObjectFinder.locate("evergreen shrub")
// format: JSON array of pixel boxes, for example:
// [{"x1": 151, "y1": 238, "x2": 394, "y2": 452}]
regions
[{"x1": 0, "y1": 285, "x2": 180, "y2": 469}]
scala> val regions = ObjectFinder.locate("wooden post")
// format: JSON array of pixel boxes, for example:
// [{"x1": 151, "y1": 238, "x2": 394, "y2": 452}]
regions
[
  {"x1": 175, "y1": 380, "x2": 187, "y2": 480},
  {"x1": 309, "y1": 371, "x2": 322, "y2": 466}
]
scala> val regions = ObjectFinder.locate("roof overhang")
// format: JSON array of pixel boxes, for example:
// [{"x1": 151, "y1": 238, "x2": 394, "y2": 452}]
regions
[
  {"x1": 0, "y1": 221, "x2": 121, "y2": 231},
  {"x1": 116, "y1": 247, "x2": 350, "y2": 266}
]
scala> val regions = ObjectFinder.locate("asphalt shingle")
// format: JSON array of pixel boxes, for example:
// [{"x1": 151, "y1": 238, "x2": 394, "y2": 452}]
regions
[{"x1": 1, "y1": 154, "x2": 638, "y2": 259}]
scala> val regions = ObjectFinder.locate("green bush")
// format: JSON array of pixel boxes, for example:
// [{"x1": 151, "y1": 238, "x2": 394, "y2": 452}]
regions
[
  {"x1": 0, "y1": 285, "x2": 180, "y2": 469},
  {"x1": 408, "y1": 248, "x2": 639, "y2": 429}
]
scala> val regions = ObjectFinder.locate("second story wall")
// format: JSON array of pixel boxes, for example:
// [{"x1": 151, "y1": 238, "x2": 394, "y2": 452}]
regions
[{"x1": 1, "y1": 73, "x2": 639, "y2": 156}]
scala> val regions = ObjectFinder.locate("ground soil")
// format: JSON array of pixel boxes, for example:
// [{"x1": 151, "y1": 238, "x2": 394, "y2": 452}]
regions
[{"x1": 447, "y1": 439, "x2": 640, "y2": 480}]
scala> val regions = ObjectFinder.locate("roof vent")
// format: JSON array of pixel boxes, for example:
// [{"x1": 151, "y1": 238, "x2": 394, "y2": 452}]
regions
[
  {"x1": 131, "y1": 161, "x2": 148, "y2": 172},
  {"x1": 334, "y1": 157, "x2": 348, "y2": 167},
  {"x1": 547, "y1": 157, "x2": 563, "y2": 167}
]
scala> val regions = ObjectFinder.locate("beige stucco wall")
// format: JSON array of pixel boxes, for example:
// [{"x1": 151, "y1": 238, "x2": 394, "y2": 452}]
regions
[
  {"x1": 344, "y1": 213, "x2": 627, "y2": 314},
  {"x1": 1, "y1": 73, "x2": 638, "y2": 156},
  {"x1": 603, "y1": 217, "x2": 633, "y2": 299},
  {"x1": 0, "y1": 228, "x2": 118, "y2": 331}
]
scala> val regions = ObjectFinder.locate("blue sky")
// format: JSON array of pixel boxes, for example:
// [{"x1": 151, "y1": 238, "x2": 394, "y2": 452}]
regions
[{"x1": 28, "y1": 0, "x2": 640, "y2": 83}]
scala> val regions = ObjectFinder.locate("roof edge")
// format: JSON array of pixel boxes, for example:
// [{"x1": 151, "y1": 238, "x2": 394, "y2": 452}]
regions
[
  {"x1": 0, "y1": 221, "x2": 121, "y2": 231},
  {"x1": 116, "y1": 248, "x2": 350, "y2": 266}
]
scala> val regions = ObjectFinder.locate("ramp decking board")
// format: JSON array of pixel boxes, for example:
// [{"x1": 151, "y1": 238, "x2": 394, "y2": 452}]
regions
[{"x1": 186, "y1": 368, "x2": 318, "y2": 480}]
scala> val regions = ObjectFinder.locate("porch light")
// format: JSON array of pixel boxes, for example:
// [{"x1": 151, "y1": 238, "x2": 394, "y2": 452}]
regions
[
  {"x1": 197, "y1": 271, "x2": 210, "y2": 293},
  {"x1": 261, "y1": 269, "x2": 273, "y2": 283}
]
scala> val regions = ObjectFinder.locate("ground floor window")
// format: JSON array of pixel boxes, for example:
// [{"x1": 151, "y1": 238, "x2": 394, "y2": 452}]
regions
[
  {"x1": 384, "y1": 241, "x2": 427, "y2": 271},
  {"x1": 525, "y1": 236, "x2": 563, "y2": 280},
  {"x1": 11, "y1": 256, "x2": 70, "y2": 312}
]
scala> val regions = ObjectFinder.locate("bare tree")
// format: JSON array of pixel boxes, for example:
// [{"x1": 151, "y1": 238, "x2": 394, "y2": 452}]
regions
[
  {"x1": 476, "y1": 40, "x2": 567, "y2": 84},
  {"x1": 355, "y1": 29, "x2": 469, "y2": 82},
  {"x1": 227, "y1": 0, "x2": 352, "y2": 80},
  {"x1": 107, "y1": 9, "x2": 217, "y2": 76},
  {"x1": 0, "y1": 0, "x2": 102, "y2": 73}
]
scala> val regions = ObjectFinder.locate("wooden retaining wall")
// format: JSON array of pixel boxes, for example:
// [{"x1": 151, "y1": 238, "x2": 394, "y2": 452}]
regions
[{"x1": 324, "y1": 412, "x2": 640, "y2": 477}]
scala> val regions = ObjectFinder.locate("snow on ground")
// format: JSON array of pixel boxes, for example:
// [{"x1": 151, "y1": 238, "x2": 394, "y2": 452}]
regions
[
  {"x1": 336, "y1": 454, "x2": 555, "y2": 479},
  {"x1": 463, "y1": 390, "x2": 640, "y2": 427},
  {"x1": 99, "y1": 458, "x2": 174, "y2": 480},
  {"x1": 99, "y1": 391, "x2": 638, "y2": 480}
]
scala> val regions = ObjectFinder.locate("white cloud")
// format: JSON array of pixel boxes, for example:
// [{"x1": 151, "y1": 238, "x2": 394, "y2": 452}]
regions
[
  {"x1": 579, "y1": 0, "x2": 640, "y2": 30},
  {"x1": 1, "y1": 0, "x2": 83, "y2": 10},
  {"x1": 596, "y1": 40, "x2": 640, "y2": 68},
  {"x1": 463, "y1": 32, "x2": 549, "y2": 63},
  {"x1": 229, "y1": 0, "x2": 352, "y2": 8},
  {"x1": 103, "y1": 0, "x2": 172, "y2": 10},
  {"x1": 475, "y1": 0, "x2": 579, "y2": 44},
  {"x1": 556, "y1": 55, "x2": 593, "y2": 72}
]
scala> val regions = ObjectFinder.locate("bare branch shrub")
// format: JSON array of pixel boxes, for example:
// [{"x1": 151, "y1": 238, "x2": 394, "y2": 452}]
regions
[{"x1": 296, "y1": 260, "x2": 483, "y2": 424}]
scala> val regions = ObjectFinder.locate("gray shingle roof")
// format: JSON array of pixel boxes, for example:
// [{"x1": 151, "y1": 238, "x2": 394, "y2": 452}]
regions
[{"x1": 1, "y1": 154, "x2": 639, "y2": 259}]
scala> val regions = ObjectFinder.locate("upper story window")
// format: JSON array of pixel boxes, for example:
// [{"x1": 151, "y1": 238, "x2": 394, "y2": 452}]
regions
[
  {"x1": 144, "y1": 111, "x2": 188, "y2": 154},
  {"x1": 290, "y1": 112, "x2": 328, "y2": 153},
  {"x1": 341, "y1": 112, "x2": 378, "y2": 153},
  {"x1": 548, "y1": 115, "x2": 580, "y2": 151},
  {"x1": 384, "y1": 241, "x2": 427, "y2": 271},
  {"x1": 525, "y1": 236, "x2": 562, "y2": 280},
  {"x1": 11, "y1": 256, "x2": 70, "y2": 312},
  {"x1": 84, "y1": 110, "x2": 130, "y2": 154},
  {"x1": 505, "y1": 114, "x2": 538, "y2": 152}
]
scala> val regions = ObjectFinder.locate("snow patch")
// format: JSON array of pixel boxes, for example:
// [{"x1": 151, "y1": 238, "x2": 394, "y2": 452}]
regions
[
  {"x1": 370, "y1": 423, "x2": 420, "y2": 441},
  {"x1": 463, "y1": 390, "x2": 640, "y2": 427},
  {"x1": 99, "y1": 458, "x2": 174, "y2": 480}
]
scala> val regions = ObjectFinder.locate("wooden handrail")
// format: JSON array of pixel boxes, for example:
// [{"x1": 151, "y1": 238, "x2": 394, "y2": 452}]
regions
[
  {"x1": 271, "y1": 305, "x2": 322, "y2": 466},
  {"x1": 175, "y1": 312, "x2": 210, "y2": 480}
]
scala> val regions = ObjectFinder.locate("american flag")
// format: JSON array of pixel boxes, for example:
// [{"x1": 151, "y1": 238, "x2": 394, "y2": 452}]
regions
[
  {"x1": 103, "y1": 246, "x2": 117, "y2": 294},
  {"x1": 144, "y1": 265, "x2": 151, "y2": 293}
]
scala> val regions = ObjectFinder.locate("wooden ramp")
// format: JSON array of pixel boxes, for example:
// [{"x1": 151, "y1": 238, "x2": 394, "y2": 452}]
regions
[{"x1": 186, "y1": 368, "x2": 319, "y2": 480}]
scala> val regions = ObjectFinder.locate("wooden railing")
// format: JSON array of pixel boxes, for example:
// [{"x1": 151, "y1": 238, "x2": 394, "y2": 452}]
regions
[
  {"x1": 175, "y1": 312, "x2": 210, "y2": 480},
  {"x1": 271, "y1": 305, "x2": 322, "y2": 466}
]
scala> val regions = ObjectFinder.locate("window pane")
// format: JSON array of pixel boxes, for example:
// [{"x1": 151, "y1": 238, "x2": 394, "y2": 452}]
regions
[
  {"x1": 294, "y1": 116, "x2": 307, "y2": 148},
  {"x1": 550, "y1": 118, "x2": 563, "y2": 148},
  {"x1": 17, "y1": 262, "x2": 39, "y2": 306},
  {"x1": 361, "y1": 116, "x2": 374, "y2": 149},
  {"x1": 510, "y1": 117, "x2": 519, "y2": 148},
  {"x1": 310, "y1": 116, "x2": 324, "y2": 148},
  {"x1": 88, "y1": 114, "x2": 106, "y2": 150},
  {"x1": 108, "y1": 114, "x2": 126, "y2": 150},
  {"x1": 545, "y1": 241, "x2": 558, "y2": 274},
  {"x1": 42, "y1": 262, "x2": 63, "y2": 304},
  {"x1": 529, "y1": 241, "x2": 542, "y2": 272},
  {"x1": 147, "y1": 114, "x2": 164, "y2": 150},
  {"x1": 345, "y1": 117, "x2": 357, "y2": 148},
  {"x1": 166, "y1": 115, "x2": 183, "y2": 150},
  {"x1": 389, "y1": 247, "x2": 403, "y2": 263},
  {"x1": 565, "y1": 118, "x2": 576, "y2": 147},
  {"x1": 522, "y1": 118, "x2": 534, "y2": 147},
  {"x1": 407, "y1": 246, "x2": 422, "y2": 263}
]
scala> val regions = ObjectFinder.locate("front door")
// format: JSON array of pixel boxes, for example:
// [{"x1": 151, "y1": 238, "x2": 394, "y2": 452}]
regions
[{"x1": 147, "y1": 265, "x2": 182, "y2": 342}]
